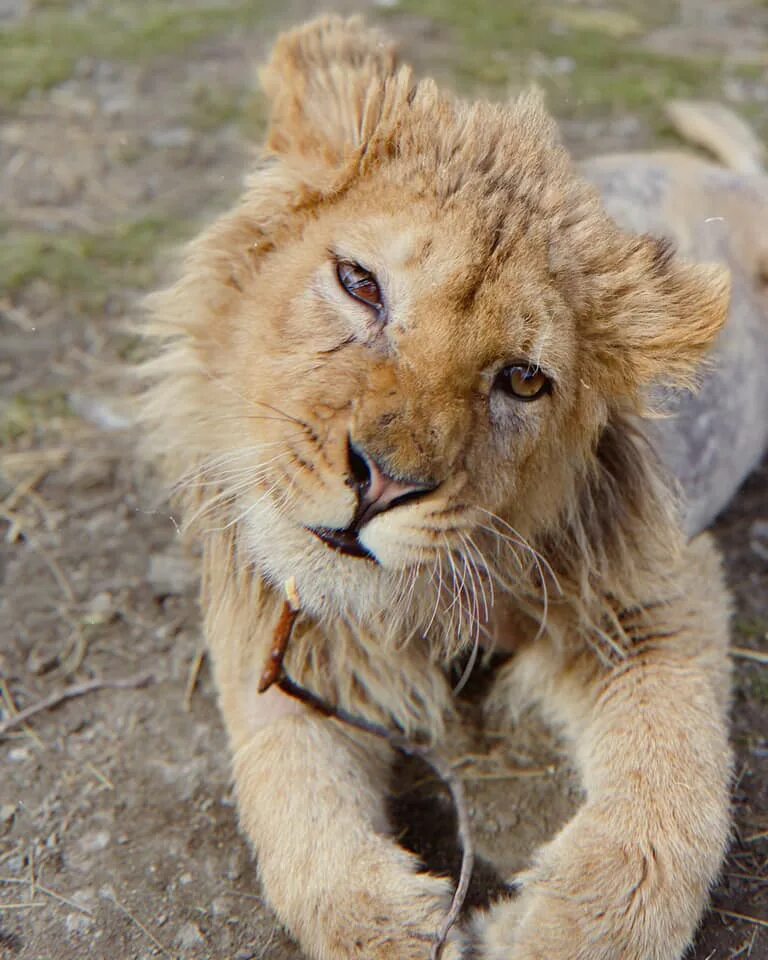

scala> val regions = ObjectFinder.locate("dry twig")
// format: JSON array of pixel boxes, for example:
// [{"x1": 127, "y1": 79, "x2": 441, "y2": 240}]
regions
[
  {"x1": 257, "y1": 577, "x2": 300, "y2": 693},
  {"x1": 731, "y1": 646, "x2": 768, "y2": 665},
  {"x1": 259, "y1": 582, "x2": 473, "y2": 960},
  {"x1": 0, "y1": 902, "x2": 46, "y2": 909},
  {"x1": 715, "y1": 909, "x2": 768, "y2": 930},
  {"x1": 0, "y1": 673, "x2": 153, "y2": 738},
  {"x1": 106, "y1": 892, "x2": 174, "y2": 956},
  {"x1": 0, "y1": 877, "x2": 93, "y2": 916},
  {"x1": 184, "y1": 648, "x2": 206, "y2": 709}
]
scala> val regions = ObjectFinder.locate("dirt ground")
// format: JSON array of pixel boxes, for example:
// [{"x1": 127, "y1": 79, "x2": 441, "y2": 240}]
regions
[{"x1": 1, "y1": 0, "x2": 766, "y2": 958}]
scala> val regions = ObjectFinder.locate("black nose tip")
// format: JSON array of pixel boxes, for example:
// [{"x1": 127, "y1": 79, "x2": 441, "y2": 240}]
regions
[{"x1": 346, "y1": 440, "x2": 437, "y2": 527}]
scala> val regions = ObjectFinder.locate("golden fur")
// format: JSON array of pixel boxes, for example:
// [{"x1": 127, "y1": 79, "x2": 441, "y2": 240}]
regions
[{"x1": 141, "y1": 17, "x2": 734, "y2": 960}]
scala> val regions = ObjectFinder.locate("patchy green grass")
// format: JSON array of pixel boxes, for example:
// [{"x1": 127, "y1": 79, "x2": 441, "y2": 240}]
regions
[
  {"x1": 391, "y1": 0, "x2": 753, "y2": 127},
  {"x1": 186, "y1": 83, "x2": 268, "y2": 139},
  {"x1": 0, "y1": 0, "x2": 277, "y2": 111},
  {"x1": 187, "y1": 84, "x2": 246, "y2": 133},
  {"x1": 734, "y1": 616, "x2": 768, "y2": 642},
  {"x1": 0, "y1": 390, "x2": 72, "y2": 444},
  {"x1": 0, "y1": 217, "x2": 192, "y2": 302}
]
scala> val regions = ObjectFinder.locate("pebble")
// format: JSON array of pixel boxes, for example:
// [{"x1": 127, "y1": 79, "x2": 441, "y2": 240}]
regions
[
  {"x1": 69, "y1": 392, "x2": 132, "y2": 431},
  {"x1": 79, "y1": 829, "x2": 110, "y2": 854},
  {"x1": 84, "y1": 591, "x2": 115, "y2": 625},
  {"x1": 148, "y1": 550, "x2": 197, "y2": 596},
  {"x1": 211, "y1": 895, "x2": 230, "y2": 917},
  {"x1": 5, "y1": 855, "x2": 24, "y2": 874},
  {"x1": 65, "y1": 912, "x2": 93, "y2": 936},
  {"x1": 149, "y1": 127, "x2": 194, "y2": 150},
  {"x1": 176, "y1": 921, "x2": 205, "y2": 949},
  {"x1": 226, "y1": 848, "x2": 246, "y2": 882},
  {"x1": 750, "y1": 520, "x2": 768, "y2": 562}
]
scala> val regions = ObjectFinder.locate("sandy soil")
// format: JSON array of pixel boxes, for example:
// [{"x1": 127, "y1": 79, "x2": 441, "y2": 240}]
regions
[{"x1": 1, "y1": 1, "x2": 766, "y2": 958}]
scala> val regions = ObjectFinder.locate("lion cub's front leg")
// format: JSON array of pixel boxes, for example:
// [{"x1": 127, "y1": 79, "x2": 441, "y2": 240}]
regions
[
  {"x1": 230, "y1": 706, "x2": 464, "y2": 960},
  {"x1": 478, "y1": 537, "x2": 732, "y2": 960}
]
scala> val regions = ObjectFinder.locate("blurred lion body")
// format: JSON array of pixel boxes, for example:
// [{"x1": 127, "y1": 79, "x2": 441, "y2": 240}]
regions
[{"x1": 139, "y1": 17, "x2": 768, "y2": 960}]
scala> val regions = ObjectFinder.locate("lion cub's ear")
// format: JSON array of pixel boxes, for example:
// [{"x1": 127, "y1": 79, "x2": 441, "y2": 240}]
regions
[
  {"x1": 260, "y1": 16, "x2": 401, "y2": 183},
  {"x1": 581, "y1": 235, "x2": 731, "y2": 394}
]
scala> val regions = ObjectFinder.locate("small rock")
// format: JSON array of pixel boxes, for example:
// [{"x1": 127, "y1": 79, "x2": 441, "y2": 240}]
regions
[
  {"x1": 8, "y1": 747, "x2": 30, "y2": 763},
  {"x1": 102, "y1": 95, "x2": 133, "y2": 116},
  {"x1": 0, "y1": 803, "x2": 16, "y2": 827},
  {"x1": 211, "y1": 895, "x2": 230, "y2": 917},
  {"x1": 5, "y1": 854, "x2": 25, "y2": 874},
  {"x1": 176, "y1": 921, "x2": 205, "y2": 949},
  {"x1": 83, "y1": 591, "x2": 115, "y2": 625},
  {"x1": 226, "y1": 849, "x2": 246, "y2": 882},
  {"x1": 65, "y1": 912, "x2": 93, "y2": 936},
  {"x1": 149, "y1": 127, "x2": 194, "y2": 150},
  {"x1": 749, "y1": 520, "x2": 768, "y2": 540},
  {"x1": 79, "y1": 829, "x2": 110, "y2": 854},
  {"x1": 148, "y1": 550, "x2": 197, "y2": 596},
  {"x1": 750, "y1": 520, "x2": 768, "y2": 562},
  {"x1": 69, "y1": 392, "x2": 132, "y2": 431}
]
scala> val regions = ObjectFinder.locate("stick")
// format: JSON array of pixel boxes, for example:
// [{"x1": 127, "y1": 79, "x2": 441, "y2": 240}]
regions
[
  {"x1": 106, "y1": 893, "x2": 174, "y2": 956},
  {"x1": 731, "y1": 646, "x2": 768, "y2": 665},
  {"x1": 0, "y1": 673, "x2": 154, "y2": 738},
  {"x1": 0, "y1": 877, "x2": 94, "y2": 916},
  {"x1": 0, "y1": 902, "x2": 46, "y2": 909},
  {"x1": 260, "y1": 581, "x2": 473, "y2": 960},
  {"x1": 715, "y1": 909, "x2": 768, "y2": 930},
  {"x1": 257, "y1": 577, "x2": 300, "y2": 693},
  {"x1": 184, "y1": 648, "x2": 206, "y2": 709}
]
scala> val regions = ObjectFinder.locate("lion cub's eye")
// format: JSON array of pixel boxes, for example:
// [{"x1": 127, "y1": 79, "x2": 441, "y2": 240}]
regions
[
  {"x1": 336, "y1": 260, "x2": 383, "y2": 312},
  {"x1": 495, "y1": 364, "x2": 552, "y2": 401}
]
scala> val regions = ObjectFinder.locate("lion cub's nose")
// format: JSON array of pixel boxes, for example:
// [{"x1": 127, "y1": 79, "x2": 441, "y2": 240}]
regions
[{"x1": 347, "y1": 441, "x2": 436, "y2": 528}]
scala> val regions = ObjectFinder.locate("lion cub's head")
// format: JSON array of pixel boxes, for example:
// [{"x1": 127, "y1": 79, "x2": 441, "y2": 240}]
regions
[{"x1": 144, "y1": 17, "x2": 728, "y2": 635}]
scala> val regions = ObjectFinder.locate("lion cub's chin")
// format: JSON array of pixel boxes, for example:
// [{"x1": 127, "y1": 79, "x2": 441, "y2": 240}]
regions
[{"x1": 243, "y1": 499, "x2": 419, "y2": 625}]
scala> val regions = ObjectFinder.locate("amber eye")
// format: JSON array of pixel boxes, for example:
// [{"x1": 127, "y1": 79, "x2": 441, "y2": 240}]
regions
[
  {"x1": 336, "y1": 260, "x2": 383, "y2": 312},
  {"x1": 495, "y1": 364, "x2": 552, "y2": 401}
]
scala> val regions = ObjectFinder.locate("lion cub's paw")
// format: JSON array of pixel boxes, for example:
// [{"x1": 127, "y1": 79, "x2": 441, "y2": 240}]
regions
[
  {"x1": 471, "y1": 805, "x2": 700, "y2": 960},
  {"x1": 309, "y1": 860, "x2": 468, "y2": 960}
]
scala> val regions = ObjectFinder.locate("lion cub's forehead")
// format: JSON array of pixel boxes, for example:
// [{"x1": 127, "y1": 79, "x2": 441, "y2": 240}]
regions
[{"x1": 330, "y1": 192, "x2": 574, "y2": 363}]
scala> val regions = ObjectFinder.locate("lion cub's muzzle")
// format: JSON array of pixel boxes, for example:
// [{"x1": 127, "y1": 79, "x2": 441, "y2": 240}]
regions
[{"x1": 309, "y1": 439, "x2": 437, "y2": 561}]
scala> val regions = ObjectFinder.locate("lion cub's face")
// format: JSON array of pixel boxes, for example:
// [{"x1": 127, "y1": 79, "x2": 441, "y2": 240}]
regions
[
  {"x1": 152, "y1": 19, "x2": 728, "y2": 625},
  {"x1": 221, "y1": 183, "x2": 584, "y2": 608}
]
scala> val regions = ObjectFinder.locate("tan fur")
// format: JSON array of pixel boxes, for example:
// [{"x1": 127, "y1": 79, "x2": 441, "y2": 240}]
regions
[{"x1": 141, "y1": 17, "x2": 734, "y2": 960}]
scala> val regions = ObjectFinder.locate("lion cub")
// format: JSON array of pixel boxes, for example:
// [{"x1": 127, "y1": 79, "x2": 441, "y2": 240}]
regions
[{"x1": 142, "y1": 17, "x2": 733, "y2": 960}]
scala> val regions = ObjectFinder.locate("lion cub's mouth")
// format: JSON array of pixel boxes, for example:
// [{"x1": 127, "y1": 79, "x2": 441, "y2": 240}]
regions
[{"x1": 309, "y1": 525, "x2": 377, "y2": 562}]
